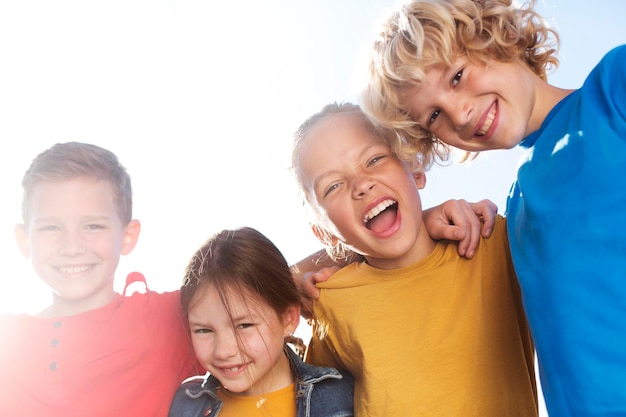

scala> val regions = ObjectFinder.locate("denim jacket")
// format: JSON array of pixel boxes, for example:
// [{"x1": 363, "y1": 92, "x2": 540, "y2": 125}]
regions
[{"x1": 168, "y1": 347, "x2": 354, "y2": 417}]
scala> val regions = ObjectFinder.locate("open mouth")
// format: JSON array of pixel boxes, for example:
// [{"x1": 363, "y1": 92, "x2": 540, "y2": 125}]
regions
[{"x1": 363, "y1": 199, "x2": 398, "y2": 233}]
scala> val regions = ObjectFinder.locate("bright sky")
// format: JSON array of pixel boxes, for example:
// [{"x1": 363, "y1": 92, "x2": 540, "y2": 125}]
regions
[{"x1": 1, "y1": 2, "x2": 624, "y2": 413}]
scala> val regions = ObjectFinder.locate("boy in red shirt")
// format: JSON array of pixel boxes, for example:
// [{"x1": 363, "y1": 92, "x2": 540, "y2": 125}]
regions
[{"x1": 0, "y1": 142, "x2": 199, "y2": 417}]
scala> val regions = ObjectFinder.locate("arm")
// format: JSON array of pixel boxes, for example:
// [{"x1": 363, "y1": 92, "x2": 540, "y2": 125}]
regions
[
  {"x1": 290, "y1": 250, "x2": 357, "y2": 319},
  {"x1": 291, "y1": 199, "x2": 497, "y2": 309}
]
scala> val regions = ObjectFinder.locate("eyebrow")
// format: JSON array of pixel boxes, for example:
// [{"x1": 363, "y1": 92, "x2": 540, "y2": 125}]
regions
[
  {"x1": 312, "y1": 142, "x2": 387, "y2": 191},
  {"x1": 32, "y1": 215, "x2": 113, "y2": 224}
]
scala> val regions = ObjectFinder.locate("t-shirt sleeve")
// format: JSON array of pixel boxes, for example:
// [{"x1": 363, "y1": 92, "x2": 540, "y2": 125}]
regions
[{"x1": 305, "y1": 315, "x2": 344, "y2": 370}]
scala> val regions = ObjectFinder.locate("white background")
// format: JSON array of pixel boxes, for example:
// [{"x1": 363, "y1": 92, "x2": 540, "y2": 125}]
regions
[{"x1": 1, "y1": 1, "x2": 625, "y2": 415}]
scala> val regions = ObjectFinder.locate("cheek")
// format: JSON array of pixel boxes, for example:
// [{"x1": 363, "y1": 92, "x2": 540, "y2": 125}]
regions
[
  {"x1": 92, "y1": 234, "x2": 126, "y2": 261},
  {"x1": 429, "y1": 125, "x2": 457, "y2": 146},
  {"x1": 28, "y1": 234, "x2": 53, "y2": 257},
  {"x1": 191, "y1": 337, "x2": 212, "y2": 362},
  {"x1": 325, "y1": 199, "x2": 354, "y2": 226}
]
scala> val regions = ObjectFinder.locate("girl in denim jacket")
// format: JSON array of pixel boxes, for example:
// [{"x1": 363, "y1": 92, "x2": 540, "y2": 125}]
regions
[{"x1": 168, "y1": 227, "x2": 353, "y2": 417}]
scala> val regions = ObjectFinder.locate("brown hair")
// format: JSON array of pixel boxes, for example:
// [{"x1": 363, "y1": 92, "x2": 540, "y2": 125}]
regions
[
  {"x1": 21, "y1": 142, "x2": 133, "y2": 225},
  {"x1": 180, "y1": 227, "x2": 300, "y2": 322}
]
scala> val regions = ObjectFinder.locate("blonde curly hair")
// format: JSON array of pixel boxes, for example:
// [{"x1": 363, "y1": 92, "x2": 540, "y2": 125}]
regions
[{"x1": 362, "y1": 0, "x2": 559, "y2": 166}]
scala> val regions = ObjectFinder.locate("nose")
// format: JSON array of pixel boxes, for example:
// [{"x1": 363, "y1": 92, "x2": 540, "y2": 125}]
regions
[
  {"x1": 58, "y1": 230, "x2": 87, "y2": 256},
  {"x1": 213, "y1": 330, "x2": 239, "y2": 360},
  {"x1": 447, "y1": 98, "x2": 472, "y2": 131},
  {"x1": 351, "y1": 175, "x2": 376, "y2": 199}
]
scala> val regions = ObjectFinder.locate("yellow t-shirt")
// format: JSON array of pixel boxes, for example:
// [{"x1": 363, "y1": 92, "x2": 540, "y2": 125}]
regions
[
  {"x1": 307, "y1": 216, "x2": 536, "y2": 417},
  {"x1": 216, "y1": 383, "x2": 297, "y2": 417}
]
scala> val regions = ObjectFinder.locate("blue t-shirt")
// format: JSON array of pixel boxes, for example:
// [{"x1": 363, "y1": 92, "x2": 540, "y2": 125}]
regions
[{"x1": 507, "y1": 45, "x2": 626, "y2": 417}]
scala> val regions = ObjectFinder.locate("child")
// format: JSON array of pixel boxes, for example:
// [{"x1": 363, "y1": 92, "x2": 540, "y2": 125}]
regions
[
  {"x1": 291, "y1": 102, "x2": 537, "y2": 416},
  {"x1": 362, "y1": 1, "x2": 626, "y2": 415},
  {"x1": 167, "y1": 226, "x2": 354, "y2": 417},
  {"x1": 0, "y1": 142, "x2": 198, "y2": 417},
  {"x1": 0, "y1": 141, "x2": 493, "y2": 416}
]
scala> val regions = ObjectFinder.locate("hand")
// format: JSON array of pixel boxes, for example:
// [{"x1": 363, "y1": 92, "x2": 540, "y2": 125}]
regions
[
  {"x1": 422, "y1": 199, "x2": 497, "y2": 258},
  {"x1": 299, "y1": 266, "x2": 340, "y2": 320}
]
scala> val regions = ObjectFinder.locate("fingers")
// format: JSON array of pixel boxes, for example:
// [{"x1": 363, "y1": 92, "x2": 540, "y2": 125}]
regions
[
  {"x1": 422, "y1": 198, "x2": 498, "y2": 259},
  {"x1": 452, "y1": 199, "x2": 498, "y2": 257},
  {"x1": 450, "y1": 199, "x2": 480, "y2": 258},
  {"x1": 470, "y1": 199, "x2": 498, "y2": 237},
  {"x1": 298, "y1": 267, "x2": 339, "y2": 319}
]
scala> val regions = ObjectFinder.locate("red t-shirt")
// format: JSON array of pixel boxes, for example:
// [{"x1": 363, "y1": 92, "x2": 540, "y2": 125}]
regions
[{"x1": 0, "y1": 272, "x2": 199, "y2": 417}]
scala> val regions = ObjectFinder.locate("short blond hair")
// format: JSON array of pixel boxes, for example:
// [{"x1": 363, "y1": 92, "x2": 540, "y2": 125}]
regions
[{"x1": 363, "y1": 0, "x2": 559, "y2": 166}]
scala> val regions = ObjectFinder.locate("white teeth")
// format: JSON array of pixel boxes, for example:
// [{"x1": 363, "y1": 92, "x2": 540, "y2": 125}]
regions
[
  {"x1": 363, "y1": 199, "x2": 396, "y2": 224},
  {"x1": 224, "y1": 366, "x2": 241, "y2": 372},
  {"x1": 476, "y1": 106, "x2": 496, "y2": 136},
  {"x1": 59, "y1": 265, "x2": 90, "y2": 274}
]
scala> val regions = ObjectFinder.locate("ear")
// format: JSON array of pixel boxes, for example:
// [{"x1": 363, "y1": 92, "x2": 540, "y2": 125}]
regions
[
  {"x1": 282, "y1": 304, "x2": 301, "y2": 335},
  {"x1": 413, "y1": 169, "x2": 427, "y2": 190},
  {"x1": 311, "y1": 224, "x2": 339, "y2": 247},
  {"x1": 14, "y1": 224, "x2": 30, "y2": 259},
  {"x1": 121, "y1": 219, "x2": 141, "y2": 256}
]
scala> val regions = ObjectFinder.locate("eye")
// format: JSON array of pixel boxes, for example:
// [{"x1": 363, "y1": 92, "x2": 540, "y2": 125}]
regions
[
  {"x1": 236, "y1": 322, "x2": 255, "y2": 330},
  {"x1": 367, "y1": 155, "x2": 386, "y2": 167},
  {"x1": 452, "y1": 69, "x2": 463, "y2": 87},
  {"x1": 192, "y1": 327, "x2": 213, "y2": 334},
  {"x1": 427, "y1": 110, "x2": 441, "y2": 127},
  {"x1": 323, "y1": 182, "x2": 341, "y2": 198},
  {"x1": 85, "y1": 223, "x2": 106, "y2": 231},
  {"x1": 38, "y1": 224, "x2": 59, "y2": 232}
]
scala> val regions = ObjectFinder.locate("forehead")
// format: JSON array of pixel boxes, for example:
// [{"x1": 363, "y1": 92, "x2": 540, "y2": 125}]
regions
[
  {"x1": 28, "y1": 177, "x2": 119, "y2": 220},
  {"x1": 297, "y1": 112, "x2": 388, "y2": 182},
  {"x1": 399, "y1": 66, "x2": 446, "y2": 109},
  {"x1": 301, "y1": 112, "x2": 385, "y2": 155},
  {"x1": 189, "y1": 284, "x2": 278, "y2": 321}
]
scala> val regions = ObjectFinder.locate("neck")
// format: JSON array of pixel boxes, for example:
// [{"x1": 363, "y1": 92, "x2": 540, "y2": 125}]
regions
[
  {"x1": 530, "y1": 79, "x2": 576, "y2": 134},
  {"x1": 39, "y1": 290, "x2": 116, "y2": 318},
  {"x1": 244, "y1": 348, "x2": 295, "y2": 397},
  {"x1": 365, "y1": 235, "x2": 437, "y2": 270}
]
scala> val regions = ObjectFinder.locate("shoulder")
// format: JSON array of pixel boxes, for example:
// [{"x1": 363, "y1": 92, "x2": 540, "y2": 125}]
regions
[
  {"x1": 290, "y1": 349, "x2": 354, "y2": 410},
  {"x1": 317, "y1": 262, "x2": 365, "y2": 289},
  {"x1": 169, "y1": 376, "x2": 220, "y2": 417},
  {"x1": 121, "y1": 283, "x2": 181, "y2": 313},
  {"x1": 466, "y1": 215, "x2": 513, "y2": 270},
  {"x1": 479, "y1": 215, "x2": 509, "y2": 250},
  {"x1": 307, "y1": 368, "x2": 354, "y2": 416},
  {"x1": 0, "y1": 312, "x2": 45, "y2": 335},
  {"x1": 605, "y1": 44, "x2": 626, "y2": 63},
  {"x1": 587, "y1": 45, "x2": 626, "y2": 87}
]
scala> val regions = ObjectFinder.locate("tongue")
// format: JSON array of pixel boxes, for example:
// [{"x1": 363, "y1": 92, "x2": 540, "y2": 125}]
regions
[{"x1": 368, "y1": 208, "x2": 396, "y2": 233}]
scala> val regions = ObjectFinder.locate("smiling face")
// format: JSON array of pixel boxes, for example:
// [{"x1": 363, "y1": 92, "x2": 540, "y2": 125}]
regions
[
  {"x1": 14, "y1": 177, "x2": 139, "y2": 316},
  {"x1": 188, "y1": 284, "x2": 297, "y2": 396},
  {"x1": 296, "y1": 111, "x2": 435, "y2": 270},
  {"x1": 402, "y1": 57, "x2": 542, "y2": 152}
]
